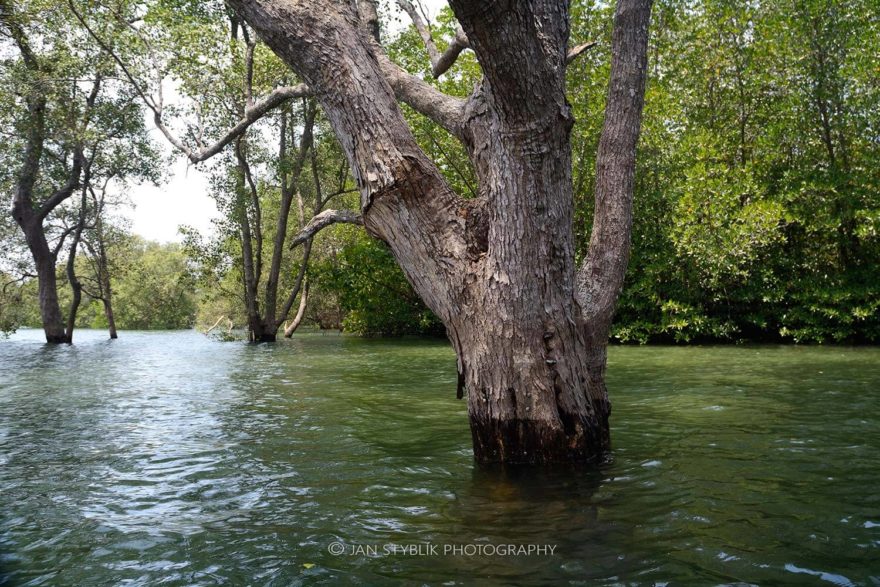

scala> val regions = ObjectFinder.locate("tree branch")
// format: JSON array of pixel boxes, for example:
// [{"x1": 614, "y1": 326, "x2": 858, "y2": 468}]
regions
[
  {"x1": 432, "y1": 28, "x2": 470, "y2": 77},
  {"x1": 236, "y1": 141, "x2": 263, "y2": 285},
  {"x1": 395, "y1": 0, "x2": 470, "y2": 78},
  {"x1": 68, "y1": 0, "x2": 311, "y2": 164},
  {"x1": 447, "y1": 0, "x2": 569, "y2": 123},
  {"x1": 174, "y1": 84, "x2": 313, "y2": 163},
  {"x1": 289, "y1": 209, "x2": 363, "y2": 249},
  {"x1": 566, "y1": 40, "x2": 599, "y2": 64},
  {"x1": 351, "y1": 0, "x2": 466, "y2": 137},
  {"x1": 37, "y1": 148, "x2": 84, "y2": 221},
  {"x1": 37, "y1": 73, "x2": 103, "y2": 221},
  {"x1": 577, "y1": 0, "x2": 653, "y2": 343},
  {"x1": 374, "y1": 50, "x2": 467, "y2": 139}
]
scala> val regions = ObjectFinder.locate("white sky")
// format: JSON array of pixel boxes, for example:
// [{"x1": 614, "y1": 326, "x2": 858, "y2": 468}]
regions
[
  {"x1": 126, "y1": 0, "x2": 448, "y2": 243},
  {"x1": 128, "y1": 157, "x2": 215, "y2": 243}
]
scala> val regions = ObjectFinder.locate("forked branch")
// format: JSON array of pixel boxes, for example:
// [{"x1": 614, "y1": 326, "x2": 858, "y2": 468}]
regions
[
  {"x1": 577, "y1": 0, "x2": 653, "y2": 341},
  {"x1": 395, "y1": 0, "x2": 470, "y2": 78}
]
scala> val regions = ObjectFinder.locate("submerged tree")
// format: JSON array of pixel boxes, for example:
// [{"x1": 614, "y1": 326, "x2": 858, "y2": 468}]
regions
[
  {"x1": 76, "y1": 0, "x2": 651, "y2": 463},
  {"x1": 223, "y1": 0, "x2": 653, "y2": 464},
  {"x1": 1, "y1": 0, "x2": 156, "y2": 343}
]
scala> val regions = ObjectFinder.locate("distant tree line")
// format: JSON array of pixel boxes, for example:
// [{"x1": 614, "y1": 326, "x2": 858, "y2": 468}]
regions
[{"x1": 2, "y1": 234, "x2": 196, "y2": 333}]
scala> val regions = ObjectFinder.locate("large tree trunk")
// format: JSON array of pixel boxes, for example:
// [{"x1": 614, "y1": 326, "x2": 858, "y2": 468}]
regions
[
  {"x1": 13, "y1": 206, "x2": 66, "y2": 343},
  {"x1": 231, "y1": 0, "x2": 651, "y2": 463},
  {"x1": 444, "y1": 48, "x2": 609, "y2": 462},
  {"x1": 248, "y1": 318, "x2": 277, "y2": 343}
]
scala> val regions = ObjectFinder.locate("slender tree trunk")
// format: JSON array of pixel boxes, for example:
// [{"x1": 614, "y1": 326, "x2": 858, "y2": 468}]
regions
[
  {"x1": 283, "y1": 279, "x2": 309, "y2": 337},
  {"x1": 103, "y1": 298, "x2": 118, "y2": 339},
  {"x1": 234, "y1": 140, "x2": 268, "y2": 342},
  {"x1": 264, "y1": 105, "x2": 315, "y2": 337},
  {"x1": 63, "y1": 183, "x2": 92, "y2": 344},
  {"x1": 64, "y1": 233, "x2": 83, "y2": 344},
  {"x1": 96, "y1": 230, "x2": 117, "y2": 339}
]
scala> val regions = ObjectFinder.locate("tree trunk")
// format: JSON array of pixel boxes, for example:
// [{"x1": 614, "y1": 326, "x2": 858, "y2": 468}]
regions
[
  {"x1": 103, "y1": 298, "x2": 118, "y2": 339},
  {"x1": 13, "y1": 211, "x2": 66, "y2": 343},
  {"x1": 442, "y1": 59, "x2": 610, "y2": 462},
  {"x1": 230, "y1": 0, "x2": 651, "y2": 464},
  {"x1": 248, "y1": 318, "x2": 277, "y2": 343},
  {"x1": 64, "y1": 188, "x2": 91, "y2": 344},
  {"x1": 283, "y1": 279, "x2": 309, "y2": 338},
  {"x1": 31, "y1": 232, "x2": 66, "y2": 344},
  {"x1": 65, "y1": 245, "x2": 83, "y2": 345},
  {"x1": 5, "y1": 2, "x2": 97, "y2": 344},
  {"x1": 98, "y1": 242, "x2": 118, "y2": 339},
  {"x1": 450, "y1": 292, "x2": 610, "y2": 463}
]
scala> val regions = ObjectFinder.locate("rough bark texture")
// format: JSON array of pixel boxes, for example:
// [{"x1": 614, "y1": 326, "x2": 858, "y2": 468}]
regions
[
  {"x1": 577, "y1": 0, "x2": 653, "y2": 399},
  {"x1": 229, "y1": 0, "x2": 652, "y2": 463}
]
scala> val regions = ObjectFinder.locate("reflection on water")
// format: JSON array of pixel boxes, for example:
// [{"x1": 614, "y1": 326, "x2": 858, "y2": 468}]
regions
[{"x1": 1, "y1": 329, "x2": 878, "y2": 585}]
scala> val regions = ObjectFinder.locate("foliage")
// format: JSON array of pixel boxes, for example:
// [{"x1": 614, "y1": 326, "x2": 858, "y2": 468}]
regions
[
  {"x1": 12, "y1": 234, "x2": 197, "y2": 331},
  {"x1": 103, "y1": 237, "x2": 197, "y2": 329},
  {"x1": 310, "y1": 226, "x2": 444, "y2": 336},
  {"x1": 568, "y1": 0, "x2": 880, "y2": 343},
  {"x1": 5, "y1": 0, "x2": 877, "y2": 343}
]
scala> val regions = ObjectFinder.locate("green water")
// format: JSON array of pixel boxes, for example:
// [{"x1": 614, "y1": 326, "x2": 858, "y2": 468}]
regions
[{"x1": 0, "y1": 329, "x2": 878, "y2": 586}]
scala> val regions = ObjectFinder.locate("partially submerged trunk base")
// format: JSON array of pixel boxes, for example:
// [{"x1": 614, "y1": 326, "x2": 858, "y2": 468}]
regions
[{"x1": 470, "y1": 412, "x2": 610, "y2": 465}]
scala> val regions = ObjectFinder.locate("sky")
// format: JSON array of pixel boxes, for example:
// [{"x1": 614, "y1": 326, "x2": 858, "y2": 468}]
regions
[
  {"x1": 126, "y1": 0, "x2": 449, "y2": 243},
  {"x1": 127, "y1": 155, "x2": 216, "y2": 243}
]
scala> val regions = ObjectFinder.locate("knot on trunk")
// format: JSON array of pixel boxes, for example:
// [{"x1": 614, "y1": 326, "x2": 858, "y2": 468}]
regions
[{"x1": 462, "y1": 199, "x2": 489, "y2": 260}]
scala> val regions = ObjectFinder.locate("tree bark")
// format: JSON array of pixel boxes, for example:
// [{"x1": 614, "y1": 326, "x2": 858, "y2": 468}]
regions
[
  {"x1": 103, "y1": 298, "x2": 118, "y2": 339},
  {"x1": 283, "y1": 279, "x2": 309, "y2": 338},
  {"x1": 227, "y1": 0, "x2": 652, "y2": 464},
  {"x1": 27, "y1": 224, "x2": 66, "y2": 343},
  {"x1": 95, "y1": 218, "x2": 118, "y2": 339},
  {"x1": 264, "y1": 103, "x2": 315, "y2": 337},
  {"x1": 577, "y1": 0, "x2": 653, "y2": 399},
  {"x1": 6, "y1": 74, "x2": 67, "y2": 343}
]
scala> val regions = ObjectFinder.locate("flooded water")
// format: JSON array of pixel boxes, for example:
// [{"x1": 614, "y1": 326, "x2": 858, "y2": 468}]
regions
[{"x1": 0, "y1": 329, "x2": 878, "y2": 585}]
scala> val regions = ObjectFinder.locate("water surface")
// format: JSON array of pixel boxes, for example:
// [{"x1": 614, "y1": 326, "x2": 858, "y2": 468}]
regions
[{"x1": 1, "y1": 329, "x2": 878, "y2": 585}]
